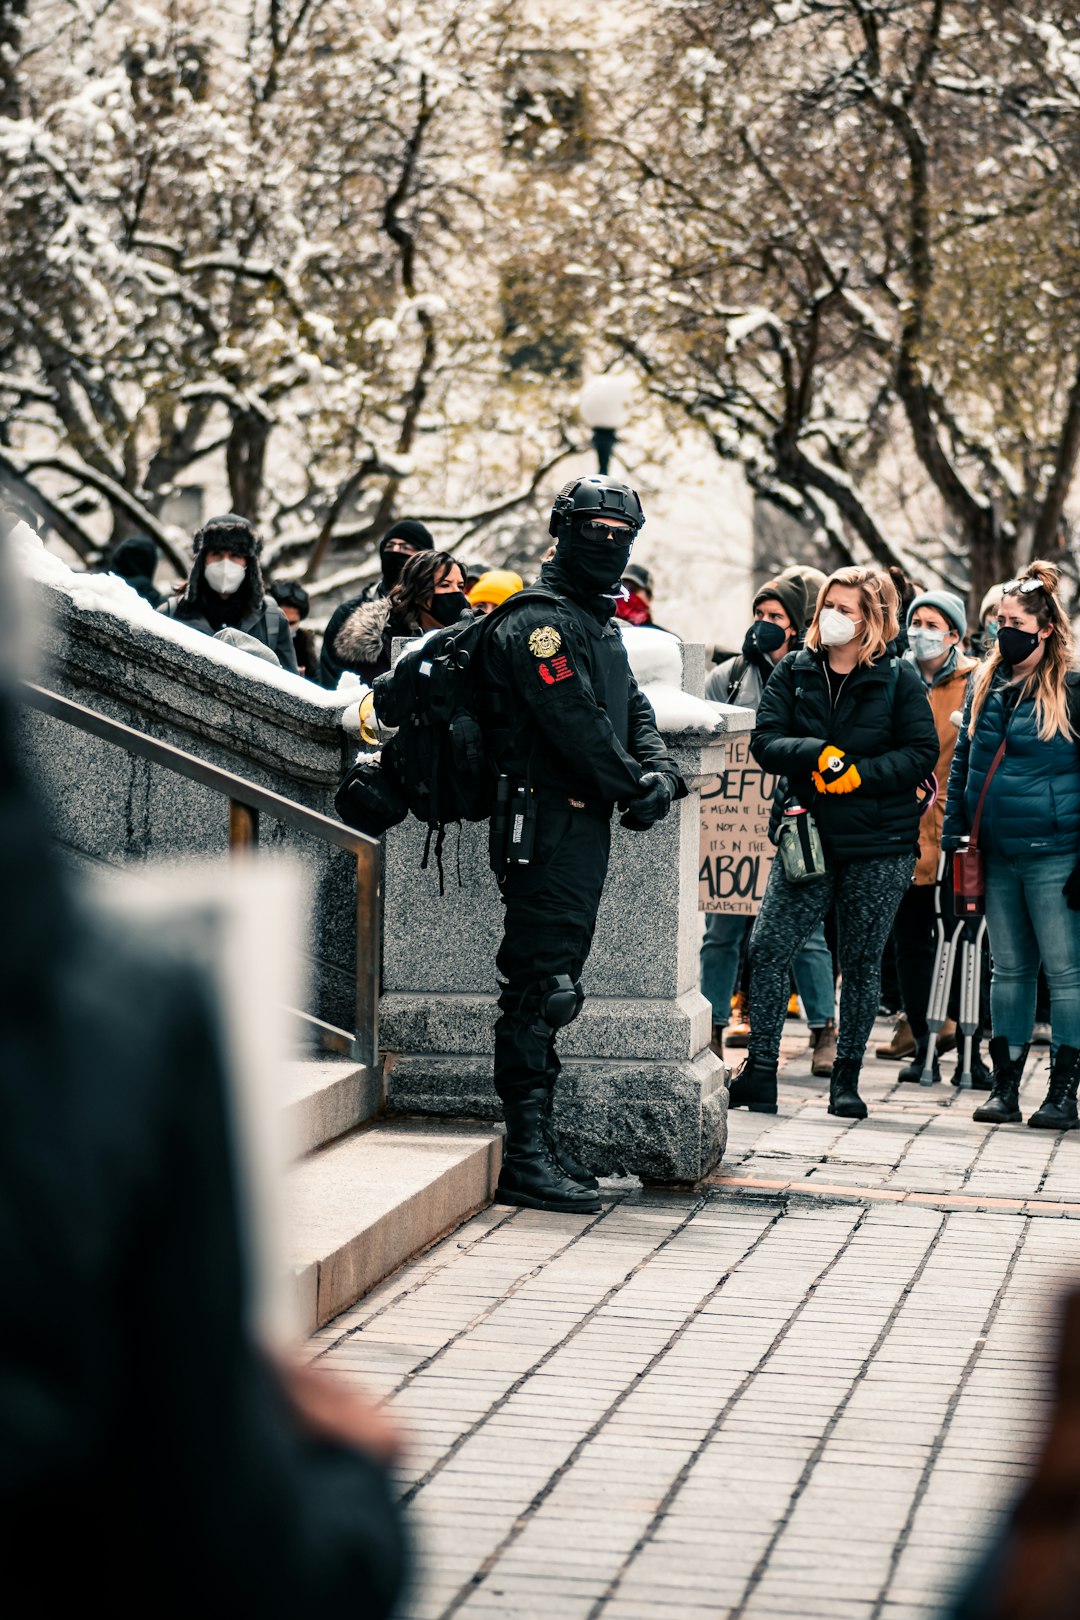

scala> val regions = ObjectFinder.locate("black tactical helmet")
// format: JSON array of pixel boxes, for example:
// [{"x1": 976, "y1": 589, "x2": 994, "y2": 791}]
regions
[{"x1": 548, "y1": 475, "x2": 645, "y2": 540}]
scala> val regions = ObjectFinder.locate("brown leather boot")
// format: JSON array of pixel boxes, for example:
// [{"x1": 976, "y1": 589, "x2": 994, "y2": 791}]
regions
[
  {"x1": 726, "y1": 992, "x2": 751, "y2": 1049},
  {"x1": 876, "y1": 1012, "x2": 915, "y2": 1060},
  {"x1": 810, "y1": 1020, "x2": 836, "y2": 1078}
]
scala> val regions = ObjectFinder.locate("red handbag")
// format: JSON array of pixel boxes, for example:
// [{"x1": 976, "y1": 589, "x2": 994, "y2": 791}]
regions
[{"x1": 953, "y1": 739, "x2": 1007, "y2": 917}]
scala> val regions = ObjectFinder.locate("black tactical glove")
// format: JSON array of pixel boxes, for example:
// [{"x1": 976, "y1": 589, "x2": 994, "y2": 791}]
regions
[
  {"x1": 1063, "y1": 859, "x2": 1080, "y2": 911},
  {"x1": 620, "y1": 771, "x2": 674, "y2": 832}
]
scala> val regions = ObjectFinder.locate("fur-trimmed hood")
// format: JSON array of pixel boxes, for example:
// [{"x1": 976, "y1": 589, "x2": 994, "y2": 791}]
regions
[
  {"x1": 180, "y1": 512, "x2": 266, "y2": 624},
  {"x1": 333, "y1": 597, "x2": 392, "y2": 664}
]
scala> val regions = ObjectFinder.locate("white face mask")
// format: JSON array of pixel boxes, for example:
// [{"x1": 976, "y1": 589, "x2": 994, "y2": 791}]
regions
[
  {"x1": 204, "y1": 557, "x2": 246, "y2": 597},
  {"x1": 909, "y1": 627, "x2": 948, "y2": 663},
  {"x1": 818, "y1": 607, "x2": 859, "y2": 647}
]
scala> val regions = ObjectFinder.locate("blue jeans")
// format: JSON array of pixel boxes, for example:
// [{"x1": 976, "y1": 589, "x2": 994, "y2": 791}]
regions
[
  {"x1": 701, "y1": 911, "x2": 835, "y2": 1029},
  {"x1": 985, "y1": 851, "x2": 1080, "y2": 1048}
]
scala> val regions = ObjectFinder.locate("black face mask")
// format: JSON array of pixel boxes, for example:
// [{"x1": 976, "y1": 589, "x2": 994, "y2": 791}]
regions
[
  {"x1": 997, "y1": 625, "x2": 1042, "y2": 668},
  {"x1": 427, "y1": 591, "x2": 469, "y2": 627},
  {"x1": 744, "y1": 619, "x2": 787, "y2": 658},
  {"x1": 558, "y1": 525, "x2": 635, "y2": 593},
  {"x1": 381, "y1": 547, "x2": 413, "y2": 588}
]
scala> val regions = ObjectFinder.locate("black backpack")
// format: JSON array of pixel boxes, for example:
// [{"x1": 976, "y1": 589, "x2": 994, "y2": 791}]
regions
[{"x1": 349, "y1": 586, "x2": 561, "y2": 881}]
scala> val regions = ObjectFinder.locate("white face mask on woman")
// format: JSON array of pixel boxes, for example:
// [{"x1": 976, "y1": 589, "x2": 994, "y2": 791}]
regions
[
  {"x1": 818, "y1": 607, "x2": 860, "y2": 647},
  {"x1": 204, "y1": 557, "x2": 247, "y2": 597}
]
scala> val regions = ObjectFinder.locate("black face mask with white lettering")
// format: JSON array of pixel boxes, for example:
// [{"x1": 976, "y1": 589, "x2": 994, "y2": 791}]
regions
[{"x1": 997, "y1": 625, "x2": 1042, "y2": 668}]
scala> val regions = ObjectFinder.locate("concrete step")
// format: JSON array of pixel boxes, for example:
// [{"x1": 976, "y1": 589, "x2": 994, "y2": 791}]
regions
[
  {"x1": 284, "y1": 1058, "x2": 382, "y2": 1155},
  {"x1": 287, "y1": 1119, "x2": 502, "y2": 1332}
]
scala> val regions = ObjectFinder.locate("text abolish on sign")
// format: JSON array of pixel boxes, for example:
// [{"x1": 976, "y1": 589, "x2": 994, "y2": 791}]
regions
[{"x1": 698, "y1": 735, "x2": 780, "y2": 916}]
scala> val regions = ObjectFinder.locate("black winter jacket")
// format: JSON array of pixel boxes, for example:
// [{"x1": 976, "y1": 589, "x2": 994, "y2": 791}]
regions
[
  {"x1": 752, "y1": 644, "x2": 939, "y2": 862},
  {"x1": 482, "y1": 566, "x2": 684, "y2": 811}
]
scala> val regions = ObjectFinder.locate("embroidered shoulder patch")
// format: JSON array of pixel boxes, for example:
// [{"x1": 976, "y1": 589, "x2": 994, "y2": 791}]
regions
[{"x1": 528, "y1": 625, "x2": 562, "y2": 659}]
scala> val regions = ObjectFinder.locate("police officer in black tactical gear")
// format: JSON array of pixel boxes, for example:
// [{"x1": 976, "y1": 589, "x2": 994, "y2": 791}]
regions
[{"x1": 483, "y1": 475, "x2": 686, "y2": 1214}]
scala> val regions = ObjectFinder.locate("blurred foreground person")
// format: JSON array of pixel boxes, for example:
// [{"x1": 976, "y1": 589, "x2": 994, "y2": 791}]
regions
[
  {"x1": 0, "y1": 639, "x2": 407, "y2": 1607},
  {"x1": 160, "y1": 513, "x2": 299, "y2": 673},
  {"x1": 945, "y1": 1288, "x2": 1080, "y2": 1620}
]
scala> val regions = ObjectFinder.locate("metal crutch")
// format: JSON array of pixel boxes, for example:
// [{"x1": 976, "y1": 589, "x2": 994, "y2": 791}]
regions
[
  {"x1": 955, "y1": 916, "x2": 988, "y2": 1089},
  {"x1": 920, "y1": 854, "x2": 964, "y2": 1085}
]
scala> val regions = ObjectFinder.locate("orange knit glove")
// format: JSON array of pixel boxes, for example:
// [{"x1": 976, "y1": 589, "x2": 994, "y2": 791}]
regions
[{"x1": 811, "y1": 746, "x2": 862, "y2": 795}]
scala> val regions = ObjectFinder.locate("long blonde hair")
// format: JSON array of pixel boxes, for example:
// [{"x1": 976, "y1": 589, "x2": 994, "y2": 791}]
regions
[
  {"x1": 969, "y1": 560, "x2": 1075, "y2": 741},
  {"x1": 804, "y1": 566, "x2": 899, "y2": 667}
]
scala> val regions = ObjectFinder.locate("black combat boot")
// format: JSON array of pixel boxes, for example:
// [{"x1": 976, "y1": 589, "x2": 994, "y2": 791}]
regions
[
  {"x1": 496, "y1": 1089, "x2": 601, "y2": 1213},
  {"x1": 972, "y1": 1037, "x2": 1027, "y2": 1124},
  {"x1": 727, "y1": 1056, "x2": 778, "y2": 1114},
  {"x1": 828, "y1": 1057, "x2": 867, "y2": 1120},
  {"x1": 541, "y1": 1084, "x2": 599, "y2": 1189},
  {"x1": 899, "y1": 1035, "x2": 939, "y2": 1085},
  {"x1": 1028, "y1": 1045, "x2": 1080, "y2": 1131}
]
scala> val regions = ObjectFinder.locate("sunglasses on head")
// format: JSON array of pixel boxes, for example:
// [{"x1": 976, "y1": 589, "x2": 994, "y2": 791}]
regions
[
  {"x1": 1002, "y1": 577, "x2": 1043, "y2": 597},
  {"x1": 578, "y1": 518, "x2": 633, "y2": 542}
]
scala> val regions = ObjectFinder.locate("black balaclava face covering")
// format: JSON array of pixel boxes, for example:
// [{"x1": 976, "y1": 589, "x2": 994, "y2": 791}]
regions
[
  {"x1": 427, "y1": 591, "x2": 469, "y2": 627},
  {"x1": 380, "y1": 519, "x2": 435, "y2": 589},
  {"x1": 998, "y1": 625, "x2": 1043, "y2": 668},
  {"x1": 556, "y1": 518, "x2": 635, "y2": 595}
]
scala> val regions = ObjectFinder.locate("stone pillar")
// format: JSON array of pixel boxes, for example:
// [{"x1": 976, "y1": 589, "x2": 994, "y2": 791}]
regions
[{"x1": 380, "y1": 659, "x2": 754, "y2": 1184}]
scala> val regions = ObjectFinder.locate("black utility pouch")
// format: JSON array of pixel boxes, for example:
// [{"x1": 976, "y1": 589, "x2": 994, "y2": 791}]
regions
[{"x1": 489, "y1": 775, "x2": 512, "y2": 874}]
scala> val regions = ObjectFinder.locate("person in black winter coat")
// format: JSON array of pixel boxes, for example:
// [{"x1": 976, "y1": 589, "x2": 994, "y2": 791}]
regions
[
  {"x1": 159, "y1": 513, "x2": 299, "y2": 673},
  {"x1": 106, "y1": 533, "x2": 163, "y2": 606},
  {"x1": 0, "y1": 666, "x2": 407, "y2": 1613},
  {"x1": 326, "y1": 551, "x2": 468, "y2": 687},
  {"x1": 478, "y1": 475, "x2": 686, "y2": 1214},
  {"x1": 319, "y1": 519, "x2": 434, "y2": 687},
  {"x1": 734, "y1": 566, "x2": 939, "y2": 1120}
]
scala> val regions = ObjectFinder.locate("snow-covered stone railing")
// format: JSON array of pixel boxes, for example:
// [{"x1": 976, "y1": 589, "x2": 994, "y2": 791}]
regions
[
  {"x1": 15, "y1": 526, "x2": 755, "y2": 1179},
  {"x1": 14, "y1": 524, "x2": 363, "y2": 1030}
]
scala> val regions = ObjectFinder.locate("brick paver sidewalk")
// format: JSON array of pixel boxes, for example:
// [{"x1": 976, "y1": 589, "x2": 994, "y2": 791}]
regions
[{"x1": 312, "y1": 1023, "x2": 1080, "y2": 1619}]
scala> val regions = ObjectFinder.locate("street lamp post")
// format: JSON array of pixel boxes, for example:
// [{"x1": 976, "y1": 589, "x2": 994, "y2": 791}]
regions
[{"x1": 580, "y1": 375, "x2": 632, "y2": 476}]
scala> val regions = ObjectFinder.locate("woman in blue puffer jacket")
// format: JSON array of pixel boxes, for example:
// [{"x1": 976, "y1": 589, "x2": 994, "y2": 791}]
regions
[{"x1": 942, "y1": 561, "x2": 1080, "y2": 1130}]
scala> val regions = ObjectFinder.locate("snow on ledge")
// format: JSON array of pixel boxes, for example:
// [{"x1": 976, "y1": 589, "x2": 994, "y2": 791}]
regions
[{"x1": 13, "y1": 523, "x2": 353, "y2": 710}]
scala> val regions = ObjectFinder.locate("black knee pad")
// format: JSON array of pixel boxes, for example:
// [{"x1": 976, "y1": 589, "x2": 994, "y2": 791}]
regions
[
  {"x1": 498, "y1": 974, "x2": 584, "y2": 1031},
  {"x1": 537, "y1": 974, "x2": 584, "y2": 1031}
]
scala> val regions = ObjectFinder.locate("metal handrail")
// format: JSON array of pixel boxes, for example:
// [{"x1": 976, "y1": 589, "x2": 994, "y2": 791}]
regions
[{"x1": 20, "y1": 681, "x2": 382, "y2": 1069}]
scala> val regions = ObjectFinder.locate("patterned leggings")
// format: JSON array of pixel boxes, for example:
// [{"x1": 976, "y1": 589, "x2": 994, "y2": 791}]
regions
[{"x1": 748, "y1": 852, "x2": 915, "y2": 1068}]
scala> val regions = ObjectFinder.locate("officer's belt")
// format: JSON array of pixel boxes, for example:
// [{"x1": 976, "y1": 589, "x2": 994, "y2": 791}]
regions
[{"x1": 535, "y1": 786, "x2": 611, "y2": 822}]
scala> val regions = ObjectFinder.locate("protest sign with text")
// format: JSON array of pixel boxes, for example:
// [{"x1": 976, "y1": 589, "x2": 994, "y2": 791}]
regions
[{"x1": 698, "y1": 735, "x2": 780, "y2": 915}]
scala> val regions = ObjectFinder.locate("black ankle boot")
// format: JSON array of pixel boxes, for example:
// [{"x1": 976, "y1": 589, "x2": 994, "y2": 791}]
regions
[
  {"x1": 955, "y1": 1044, "x2": 992, "y2": 1091},
  {"x1": 541, "y1": 1085, "x2": 599, "y2": 1189},
  {"x1": 1028, "y1": 1045, "x2": 1080, "y2": 1130},
  {"x1": 828, "y1": 1057, "x2": 867, "y2": 1119},
  {"x1": 899, "y1": 1035, "x2": 939, "y2": 1085},
  {"x1": 973, "y1": 1037, "x2": 1027, "y2": 1124},
  {"x1": 727, "y1": 1056, "x2": 778, "y2": 1114},
  {"x1": 497, "y1": 1089, "x2": 600, "y2": 1212}
]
